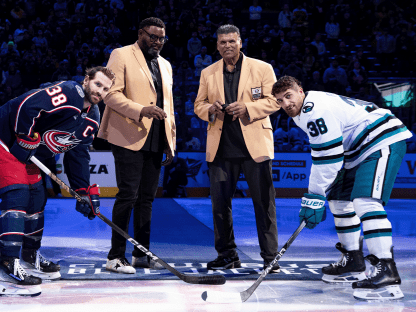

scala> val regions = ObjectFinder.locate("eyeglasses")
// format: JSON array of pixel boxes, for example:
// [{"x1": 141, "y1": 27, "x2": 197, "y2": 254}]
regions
[{"x1": 141, "y1": 28, "x2": 168, "y2": 44}]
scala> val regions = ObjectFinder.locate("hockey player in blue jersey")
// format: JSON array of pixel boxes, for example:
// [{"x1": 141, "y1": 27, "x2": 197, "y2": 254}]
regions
[
  {"x1": 0, "y1": 66, "x2": 115, "y2": 296},
  {"x1": 272, "y1": 76, "x2": 412, "y2": 301}
]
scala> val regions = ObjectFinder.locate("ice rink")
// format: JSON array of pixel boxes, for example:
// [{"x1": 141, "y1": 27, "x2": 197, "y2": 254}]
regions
[{"x1": 1, "y1": 197, "x2": 415, "y2": 312}]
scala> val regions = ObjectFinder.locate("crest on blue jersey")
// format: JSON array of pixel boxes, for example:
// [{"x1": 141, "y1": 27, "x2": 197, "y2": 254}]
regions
[
  {"x1": 42, "y1": 130, "x2": 82, "y2": 154},
  {"x1": 302, "y1": 102, "x2": 314, "y2": 113}
]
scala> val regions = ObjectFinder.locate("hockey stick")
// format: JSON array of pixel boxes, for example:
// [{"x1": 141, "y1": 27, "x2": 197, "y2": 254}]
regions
[
  {"x1": 201, "y1": 220, "x2": 306, "y2": 303},
  {"x1": 30, "y1": 156, "x2": 226, "y2": 286}
]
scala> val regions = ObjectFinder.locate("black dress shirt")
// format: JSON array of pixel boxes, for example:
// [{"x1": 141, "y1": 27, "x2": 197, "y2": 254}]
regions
[
  {"x1": 141, "y1": 56, "x2": 165, "y2": 153},
  {"x1": 216, "y1": 53, "x2": 250, "y2": 158}
]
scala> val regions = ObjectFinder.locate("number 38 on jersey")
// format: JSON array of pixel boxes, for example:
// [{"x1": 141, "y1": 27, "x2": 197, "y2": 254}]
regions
[
  {"x1": 307, "y1": 118, "x2": 328, "y2": 137},
  {"x1": 46, "y1": 86, "x2": 68, "y2": 107}
]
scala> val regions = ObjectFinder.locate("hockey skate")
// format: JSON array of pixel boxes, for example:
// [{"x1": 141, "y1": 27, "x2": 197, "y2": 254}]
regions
[
  {"x1": 352, "y1": 253, "x2": 403, "y2": 301},
  {"x1": 20, "y1": 249, "x2": 61, "y2": 280},
  {"x1": 0, "y1": 257, "x2": 42, "y2": 286},
  {"x1": 0, "y1": 283, "x2": 41, "y2": 297},
  {"x1": 322, "y1": 239, "x2": 366, "y2": 284}
]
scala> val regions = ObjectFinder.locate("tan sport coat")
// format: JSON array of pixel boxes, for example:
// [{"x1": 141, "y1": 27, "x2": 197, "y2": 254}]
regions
[
  {"x1": 98, "y1": 42, "x2": 175, "y2": 154},
  {"x1": 194, "y1": 54, "x2": 279, "y2": 162}
]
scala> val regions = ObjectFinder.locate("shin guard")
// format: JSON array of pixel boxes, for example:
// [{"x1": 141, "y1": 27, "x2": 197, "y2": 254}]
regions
[
  {"x1": 0, "y1": 188, "x2": 30, "y2": 258},
  {"x1": 354, "y1": 198, "x2": 393, "y2": 259},
  {"x1": 329, "y1": 200, "x2": 361, "y2": 251},
  {"x1": 23, "y1": 181, "x2": 47, "y2": 251}
]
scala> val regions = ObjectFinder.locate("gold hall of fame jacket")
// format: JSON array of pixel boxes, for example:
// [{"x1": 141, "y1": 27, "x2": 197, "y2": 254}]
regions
[
  {"x1": 98, "y1": 42, "x2": 176, "y2": 154},
  {"x1": 194, "y1": 54, "x2": 280, "y2": 163}
]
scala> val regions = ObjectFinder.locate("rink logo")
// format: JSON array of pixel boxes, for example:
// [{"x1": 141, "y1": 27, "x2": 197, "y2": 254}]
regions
[
  {"x1": 63, "y1": 262, "x2": 327, "y2": 279},
  {"x1": 89, "y1": 164, "x2": 109, "y2": 174}
]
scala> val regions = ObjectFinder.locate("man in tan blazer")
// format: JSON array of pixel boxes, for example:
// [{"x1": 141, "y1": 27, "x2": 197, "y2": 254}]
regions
[
  {"x1": 194, "y1": 25, "x2": 281, "y2": 272},
  {"x1": 98, "y1": 17, "x2": 175, "y2": 274}
]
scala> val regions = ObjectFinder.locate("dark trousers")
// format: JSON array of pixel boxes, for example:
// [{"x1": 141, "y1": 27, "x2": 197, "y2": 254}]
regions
[
  {"x1": 208, "y1": 157, "x2": 278, "y2": 262},
  {"x1": 108, "y1": 144, "x2": 163, "y2": 260}
]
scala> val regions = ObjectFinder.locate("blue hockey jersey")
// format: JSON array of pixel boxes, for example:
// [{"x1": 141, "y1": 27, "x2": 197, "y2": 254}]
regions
[{"x1": 0, "y1": 80, "x2": 100, "y2": 190}]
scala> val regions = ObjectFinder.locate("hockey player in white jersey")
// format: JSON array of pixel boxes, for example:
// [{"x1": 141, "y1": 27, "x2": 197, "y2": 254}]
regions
[{"x1": 271, "y1": 76, "x2": 412, "y2": 301}]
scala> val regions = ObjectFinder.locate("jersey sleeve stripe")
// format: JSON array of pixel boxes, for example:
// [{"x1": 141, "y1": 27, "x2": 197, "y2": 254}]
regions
[
  {"x1": 310, "y1": 136, "x2": 343, "y2": 149},
  {"x1": 350, "y1": 114, "x2": 395, "y2": 150},
  {"x1": 344, "y1": 125, "x2": 407, "y2": 162},
  {"x1": 312, "y1": 153, "x2": 344, "y2": 165},
  {"x1": 311, "y1": 139, "x2": 343, "y2": 151},
  {"x1": 14, "y1": 90, "x2": 43, "y2": 133}
]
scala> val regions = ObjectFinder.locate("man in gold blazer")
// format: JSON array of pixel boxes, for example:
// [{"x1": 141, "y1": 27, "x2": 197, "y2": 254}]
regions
[
  {"x1": 194, "y1": 25, "x2": 281, "y2": 272},
  {"x1": 98, "y1": 17, "x2": 175, "y2": 273}
]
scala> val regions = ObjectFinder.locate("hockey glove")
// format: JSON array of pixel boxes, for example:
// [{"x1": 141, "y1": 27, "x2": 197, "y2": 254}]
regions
[
  {"x1": 299, "y1": 193, "x2": 326, "y2": 229},
  {"x1": 75, "y1": 184, "x2": 100, "y2": 220},
  {"x1": 10, "y1": 133, "x2": 41, "y2": 163}
]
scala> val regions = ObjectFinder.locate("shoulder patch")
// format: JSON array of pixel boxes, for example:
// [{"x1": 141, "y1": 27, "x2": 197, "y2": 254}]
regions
[
  {"x1": 76, "y1": 85, "x2": 85, "y2": 98},
  {"x1": 302, "y1": 102, "x2": 314, "y2": 113}
]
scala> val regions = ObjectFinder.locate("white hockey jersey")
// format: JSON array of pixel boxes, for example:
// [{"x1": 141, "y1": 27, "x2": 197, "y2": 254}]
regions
[{"x1": 293, "y1": 91, "x2": 412, "y2": 197}]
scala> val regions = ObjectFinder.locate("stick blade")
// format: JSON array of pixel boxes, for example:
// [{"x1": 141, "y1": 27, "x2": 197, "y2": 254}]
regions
[
  {"x1": 201, "y1": 290, "x2": 242, "y2": 303},
  {"x1": 184, "y1": 274, "x2": 226, "y2": 285}
]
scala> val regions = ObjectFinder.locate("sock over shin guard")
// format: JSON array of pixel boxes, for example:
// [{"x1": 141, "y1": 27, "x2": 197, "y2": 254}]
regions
[
  {"x1": 0, "y1": 188, "x2": 30, "y2": 258},
  {"x1": 353, "y1": 198, "x2": 392, "y2": 259},
  {"x1": 328, "y1": 200, "x2": 361, "y2": 251},
  {"x1": 23, "y1": 182, "x2": 47, "y2": 250}
]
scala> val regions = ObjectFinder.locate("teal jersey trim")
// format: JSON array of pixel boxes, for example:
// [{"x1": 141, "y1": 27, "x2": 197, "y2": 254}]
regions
[
  {"x1": 312, "y1": 155, "x2": 344, "y2": 165},
  {"x1": 346, "y1": 127, "x2": 408, "y2": 163},
  {"x1": 350, "y1": 114, "x2": 392, "y2": 148},
  {"x1": 310, "y1": 136, "x2": 343, "y2": 149}
]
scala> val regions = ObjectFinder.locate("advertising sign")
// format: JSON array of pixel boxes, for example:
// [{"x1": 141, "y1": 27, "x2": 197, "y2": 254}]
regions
[{"x1": 56, "y1": 152, "x2": 416, "y2": 194}]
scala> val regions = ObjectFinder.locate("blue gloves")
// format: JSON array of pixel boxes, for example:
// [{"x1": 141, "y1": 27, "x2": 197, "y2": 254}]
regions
[
  {"x1": 75, "y1": 184, "x2": 101, "y2": 220},
  {"x1": 10, "y1": 133, "x2": 41, "y2": 163},
  {"x1": 299, "y1": 193, "x2": 326, "y2": 229}
]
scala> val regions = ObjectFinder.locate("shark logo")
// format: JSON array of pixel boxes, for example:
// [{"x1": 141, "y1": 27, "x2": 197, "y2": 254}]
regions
[
  {"x1": 42, "y1": 130, "x2": 82, "y2": 154},
  {"x1": 302, "y1": 102, "x2": 314, "y2": 113}
]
